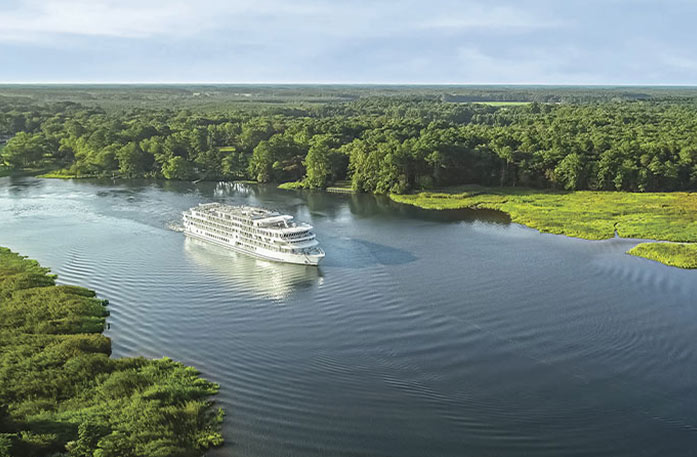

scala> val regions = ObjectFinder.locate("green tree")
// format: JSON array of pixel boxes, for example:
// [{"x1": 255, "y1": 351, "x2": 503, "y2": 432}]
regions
[
  {"x1": 67, "y1": 422, "x2": 110, "y2": 457},
  {"x1": 0, "y1": 434, "x2": 12, "y2": 457},
  {"x1": 304, "y1": 134, "x2": 339, "y2": 188},
  {"x1": 554, "y1": 152, "x2": 586, "y2": 190},
  {"x1": 116, "y1": 142, "x2": 147, "y2": 178},
  {"x1": 1, "y1": 132, "x2": 47, "y2": 168},
  {"x1": 240, "y1": 118, "x2": 275, "y2": 152},
  {"x1": 0, "y1": 247, "x2": 223, "y2": 457},
  {"x1": 220, "y1": 147, "x2": 246, "y2": 179},
  {"x1": 248, "y1": 133, "x2": 306, "y2": 183},
  {"x1": 162, "y1": 156, "x2": 194, "y2": 180}
]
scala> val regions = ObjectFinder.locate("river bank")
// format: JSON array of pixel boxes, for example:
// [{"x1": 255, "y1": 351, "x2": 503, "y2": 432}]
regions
[
  {"x1": 389, "y1": 185, "x2": 697, "y2": 269},
  {"x1": 0, "y1": 247, "x2": 223, "y2": 456},
  {"x1": 0, "y1": 166, "x2": 56, "y2": 178},
  {"x1": 3, "y1": 176, "x2": 697, "y2": 456},
  {"x1": 25, "y1": 170, "x2": 697, "y2": 269},
  {"x1": 278, "y1": 180, "x2": 354, "y2": 193}
]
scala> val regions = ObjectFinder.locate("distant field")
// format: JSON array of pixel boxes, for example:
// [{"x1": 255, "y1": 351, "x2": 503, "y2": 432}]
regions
[
  {"x1": 3, "y1": 84, "x2": 697, "y2": 113},
  {"x1": 474, "y1": 101, "x2": 530, "y2": 106},
  {"x1": 390, "y1": 185, "x2": 697, "y2": 268}
]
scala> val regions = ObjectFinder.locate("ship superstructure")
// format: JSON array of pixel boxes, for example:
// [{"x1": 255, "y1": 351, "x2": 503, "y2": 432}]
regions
[{"x1": 183, "y1": 203, "x2": 324, "y2": 265}]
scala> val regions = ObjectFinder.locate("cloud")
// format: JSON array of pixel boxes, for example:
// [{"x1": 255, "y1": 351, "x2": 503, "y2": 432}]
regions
[
  {"x1": 1, "y1": 0, "x2": 696, "y2": 84},
  {"x1": 418, "y1": 5, "x2": 562, "y2": 31},
  {"x1": 660, "y1": 52, "x2": 697, "y2": 72},
  {"x1": 452, "y1": 44, "x2": 603, "y2": 85},
  {"x1": 0, "y1": 0, "x2": 558, "y2": 43},
  {"x1": 0, "y1": 0, "x2": 277, "y2": 42},
  {"x1": 0, "y1": 1, "x2": 186, "y2": 41}
]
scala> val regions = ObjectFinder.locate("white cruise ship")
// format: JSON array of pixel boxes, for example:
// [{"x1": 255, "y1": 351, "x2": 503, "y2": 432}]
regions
[{"x1": 182, "y1": 203, "x2": 325, "y2": 266}]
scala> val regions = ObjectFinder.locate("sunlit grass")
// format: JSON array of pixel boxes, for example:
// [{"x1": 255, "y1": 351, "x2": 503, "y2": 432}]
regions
[
  {"x1": 278, "y1": 181, "x2": 307, "y2": 190},
  {"x1": 38, "y1": 169, "x2": 78, "y2": 178},
  {"x1": 391, "y1": 185, "x2": 697, "y2": 268},
  {"x1": 628, "y1": 243, "x2": 697, "y2": 269},
  {"x1": 278, "y1": 180, "x2": 355, "y2": 192},
  {"x1": 39, "y1": 169, "x2": 107, "y2": 179}
]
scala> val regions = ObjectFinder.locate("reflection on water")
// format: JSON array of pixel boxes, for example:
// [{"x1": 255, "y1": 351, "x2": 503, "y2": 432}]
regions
[
  {"x1": 4, "y1": 175, "x2": 44, "y2": 194},
  {"x1": 214, "y1": 181, "x2": 253, "y2": 197},
  {"x1": 3, "y1": 177, "x2": 697, "y2": 457},
  {"x1": 183, "y1": 237, "x2": 322, "y2": 300}
]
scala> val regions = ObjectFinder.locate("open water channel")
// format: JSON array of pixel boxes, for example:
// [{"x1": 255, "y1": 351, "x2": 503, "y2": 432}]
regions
[{"x1": 2, "y1": 177, "x2": 697, "y2": 456}]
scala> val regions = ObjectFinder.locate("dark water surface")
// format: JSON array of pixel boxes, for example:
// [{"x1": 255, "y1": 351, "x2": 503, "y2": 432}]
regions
[{"x1": 2, "y1": 177, "x2": 697, "y2": 457}]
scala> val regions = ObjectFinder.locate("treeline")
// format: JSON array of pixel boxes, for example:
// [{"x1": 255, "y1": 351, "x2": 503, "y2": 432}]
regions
[
  {"x1": 2, "y1": 95, "x2": 697, "y2": 193},
  {"x1": 2, "y1": 85, "x2": 692, "y2": 111},
  {"x1": 0, "y1": 247, "x2": 223, "y2": 457}
]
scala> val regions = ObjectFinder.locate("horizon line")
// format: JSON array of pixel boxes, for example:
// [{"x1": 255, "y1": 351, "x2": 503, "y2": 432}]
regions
[{"x1": 1, "y1": 81, "x2": 697, "y2": 88}]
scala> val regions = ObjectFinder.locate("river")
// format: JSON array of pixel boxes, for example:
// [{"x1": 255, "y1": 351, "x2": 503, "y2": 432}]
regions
[{"x1": 1, "y1": 176, "x2": 697, "y2": 457}]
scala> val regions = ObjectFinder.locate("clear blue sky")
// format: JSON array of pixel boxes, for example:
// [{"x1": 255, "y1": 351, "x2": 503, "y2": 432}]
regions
[{"x1": 1, "y1": 0, "x2": 695, "y2": 84}]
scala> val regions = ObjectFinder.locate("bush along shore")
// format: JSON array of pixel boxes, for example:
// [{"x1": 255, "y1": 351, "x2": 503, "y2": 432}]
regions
[
  {"x1": 389, "y1": 186, "x2": 697, "y2": 269},
  {"x1": 0, "y1": 247, "x2": 223, "y2": 457}
]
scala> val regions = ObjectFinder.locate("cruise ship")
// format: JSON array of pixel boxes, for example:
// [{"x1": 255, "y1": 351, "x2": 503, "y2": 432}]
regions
[{"x1": 182, "y1": 203, "x2": 325, "y2": 265}]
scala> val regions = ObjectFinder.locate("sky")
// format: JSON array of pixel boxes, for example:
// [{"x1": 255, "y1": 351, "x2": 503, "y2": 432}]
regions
[{"x1": 0, "y1": 0, "x2": 695, "y2": 84}]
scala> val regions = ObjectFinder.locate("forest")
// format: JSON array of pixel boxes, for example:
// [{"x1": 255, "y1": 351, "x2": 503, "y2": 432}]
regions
[
  {"x1": 0, "y1": 247, "x2": 223, "y2": 457},
  {"x1": 2, "y1": 85, "x2": 697, "y2": 194}
]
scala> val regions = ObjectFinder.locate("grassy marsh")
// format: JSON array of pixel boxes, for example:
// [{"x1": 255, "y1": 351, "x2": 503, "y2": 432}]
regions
[
  {"x1": 390, "y1": 186, "x2": 697, "y2": 268},
  {"x1": 627, "y1": 243, "x2": 697, "y2": 269}
]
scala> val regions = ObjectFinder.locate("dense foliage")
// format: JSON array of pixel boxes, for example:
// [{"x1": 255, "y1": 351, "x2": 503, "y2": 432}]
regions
[
  {"x1": 2, "y1": 87, "x2": 697, "y2": 193},
  {"x1": 0, "y1": 247, "x2": 223, "y2": 457}
]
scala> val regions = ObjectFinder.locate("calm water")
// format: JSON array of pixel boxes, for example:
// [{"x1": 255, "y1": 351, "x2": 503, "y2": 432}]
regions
[{"x1": 2, "y1": 177, "x2": 697, "y2": 457}]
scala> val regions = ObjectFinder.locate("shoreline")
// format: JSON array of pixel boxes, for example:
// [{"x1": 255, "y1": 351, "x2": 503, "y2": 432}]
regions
[
  {"x1": 388, "y1": 185, "x2": 697, "y2": 269},
  {"x1": 0, "y1": 247, "x2": 224, "y2": 455},
  {"x1": 12, "y1": 173, "x2": 697, "y2": 269}
]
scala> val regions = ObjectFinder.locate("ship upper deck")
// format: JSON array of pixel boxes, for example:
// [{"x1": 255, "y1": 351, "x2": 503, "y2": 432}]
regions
[
  {"x1": 195, "y1": 203, "x2": 278, "y2": 219},
  {"x1": 189, "y1": 203, "x2": 313, "y2": 233}
]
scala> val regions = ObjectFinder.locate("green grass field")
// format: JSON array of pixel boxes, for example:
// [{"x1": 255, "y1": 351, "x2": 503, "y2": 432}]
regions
[
  {"x1": 39, "y1": 169, "x2": 99, "y2": 179},
  {"x1": 628, "y1": 243, "x2": 697, "y2": 269},
  {"x1": 474, "y1": 101, "x2": 530, "y2": 106},
  {"x1": 278, "y1": 180, "x2": 354, "y2": 192},
  {"x1": 278, "y1": 181, "x2": 307, "y2": 190},
  {"x1": 390, "y1": 185, "x2": 697, "y2": 268}
]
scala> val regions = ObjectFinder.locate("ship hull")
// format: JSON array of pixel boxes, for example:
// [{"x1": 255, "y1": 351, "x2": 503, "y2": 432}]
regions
[{"x1": 184, "y1": 230, "x2": 324, "y2": 266}]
